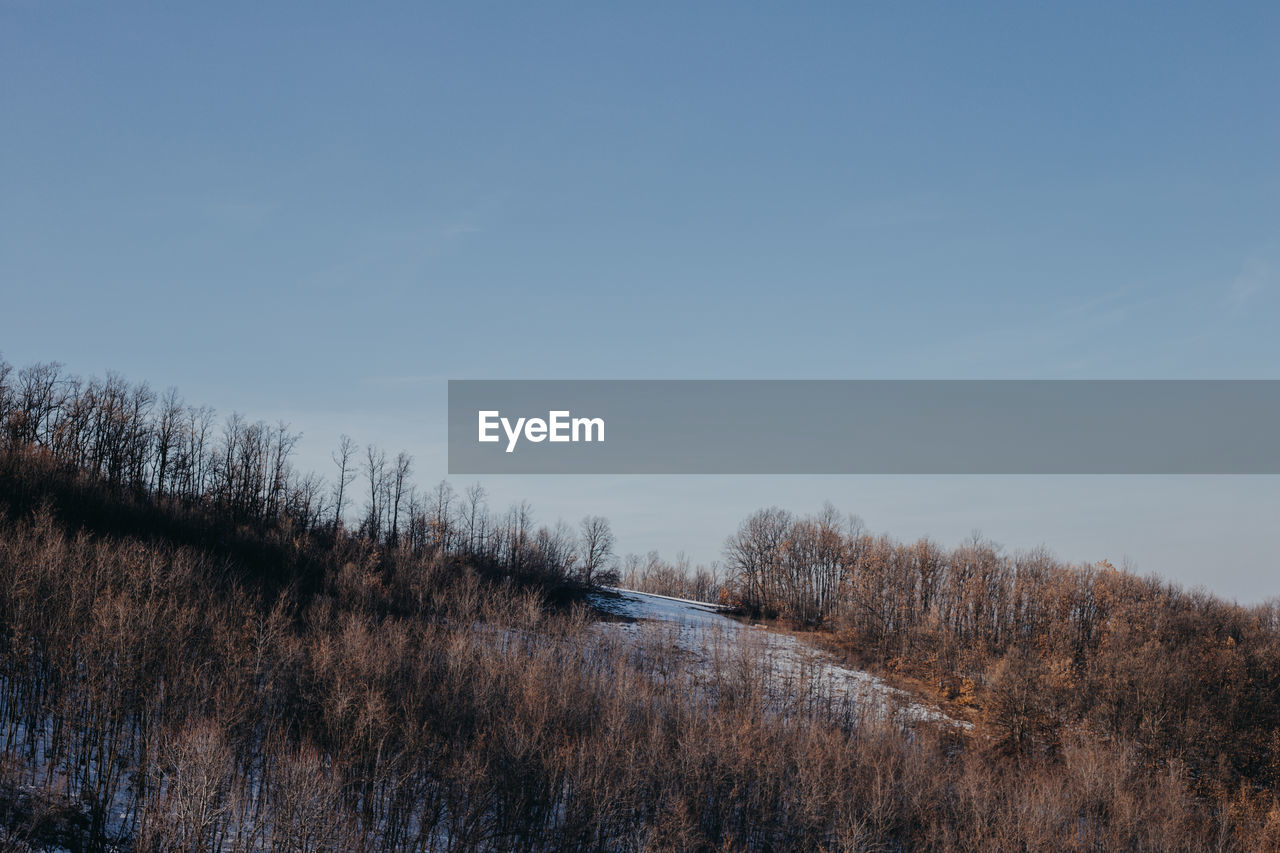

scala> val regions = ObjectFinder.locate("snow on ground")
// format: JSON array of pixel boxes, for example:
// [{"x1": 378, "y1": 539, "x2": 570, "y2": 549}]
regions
[{"x1": 589, "y1": 588, "x2": 971, "y2": 729}]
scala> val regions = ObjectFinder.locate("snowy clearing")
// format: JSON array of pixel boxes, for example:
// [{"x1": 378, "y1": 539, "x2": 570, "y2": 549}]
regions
[{"x1": 589, "y1": 587, "x2": 971, "y2": 729}]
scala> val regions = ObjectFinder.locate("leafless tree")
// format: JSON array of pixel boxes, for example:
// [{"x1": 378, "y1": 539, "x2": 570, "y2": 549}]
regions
[
  {"x1": 390, "y1": 450, "x2": 412, "y2": 545},
  {"x1": 331, "y1": 434, "x2": 357, "y2": 532},
  {"x1": 363, "y1": 444, "x2": 387, "y2": 539},
  {"x1": 578, "y1": 515, "x2": 616, "y2": 586}
]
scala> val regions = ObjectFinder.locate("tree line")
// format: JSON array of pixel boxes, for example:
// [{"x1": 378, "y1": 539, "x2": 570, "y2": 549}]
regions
[
  {"x1": 0, "y1": 357, "x2": 616, "y2": 589},
  {"x1": 722, "y1": 505, "x2": 1280, "y2": 798}
]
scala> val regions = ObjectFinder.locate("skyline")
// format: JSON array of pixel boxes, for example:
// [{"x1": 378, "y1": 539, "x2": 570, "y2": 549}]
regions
[{"x1": 3, "y1": 3, "x2": 1278, "y2": 600}]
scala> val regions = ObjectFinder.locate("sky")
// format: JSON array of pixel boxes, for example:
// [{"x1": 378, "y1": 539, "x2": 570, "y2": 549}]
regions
[{"x1": 2, "y1": 3, "x2": 1278, "y2": 600}]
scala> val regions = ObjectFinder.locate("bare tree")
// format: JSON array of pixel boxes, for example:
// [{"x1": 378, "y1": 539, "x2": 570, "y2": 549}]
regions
[
  {"x1": 331, "y1": 434, "x2": 357, "y2": 532},
  {"x1": 153, "y1": 387, "x2": 184, "y2": 496},
  {"x1": 578, "y1": 515, "x2": 616, "y2": 586},
  {"x1": 390, "y1": 451, "x2": 413, "y2": 545},
  {"x1": 364, "y1": 444, "x2": 388, "y2": 539},
  {"x1": 428, "y1": 480, "x2": 456, "y2": 550},
  {"x1": 724, "y1": 507, "x2": 791, "y2": 614},
  {"x1": 463, "y1": 483, "x2": 487, "y2": 557}
]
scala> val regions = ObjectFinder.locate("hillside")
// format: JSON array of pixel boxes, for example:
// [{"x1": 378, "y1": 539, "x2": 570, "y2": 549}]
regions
[{"x1": 2, "y1": 358, "x2": 1279, "y2": 850}]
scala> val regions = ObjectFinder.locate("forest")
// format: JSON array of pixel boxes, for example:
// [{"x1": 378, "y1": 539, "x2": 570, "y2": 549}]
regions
[{"x1": 1, "y1": 356, "x2": 1279, "y2": 851}]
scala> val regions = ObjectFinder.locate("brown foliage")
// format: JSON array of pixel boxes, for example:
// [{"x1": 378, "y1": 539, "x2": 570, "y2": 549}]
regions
[{"x1": 2, "y1": 357, "x2": 1278, "y2": 850}]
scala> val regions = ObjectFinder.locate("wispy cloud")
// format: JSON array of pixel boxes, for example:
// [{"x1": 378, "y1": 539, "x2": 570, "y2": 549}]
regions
[{"x1": 1058, "y1": 285, "x2": 1137, "y2": 327}]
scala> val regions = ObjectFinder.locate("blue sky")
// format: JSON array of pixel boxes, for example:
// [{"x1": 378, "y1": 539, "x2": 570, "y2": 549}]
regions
[{"x1": 3, "y1": 3, "x2": 1278, "y2": 599}]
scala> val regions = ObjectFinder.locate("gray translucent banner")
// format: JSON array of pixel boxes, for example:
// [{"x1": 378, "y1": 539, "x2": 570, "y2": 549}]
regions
[{"x1": 447, "y1": 380, "x2": 1280, "y2": 474}]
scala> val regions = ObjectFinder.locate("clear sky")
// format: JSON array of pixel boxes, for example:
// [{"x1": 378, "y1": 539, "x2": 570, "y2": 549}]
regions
[{"x1": 3, "y1": 3, "x2": 1278, "y2": 600}]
